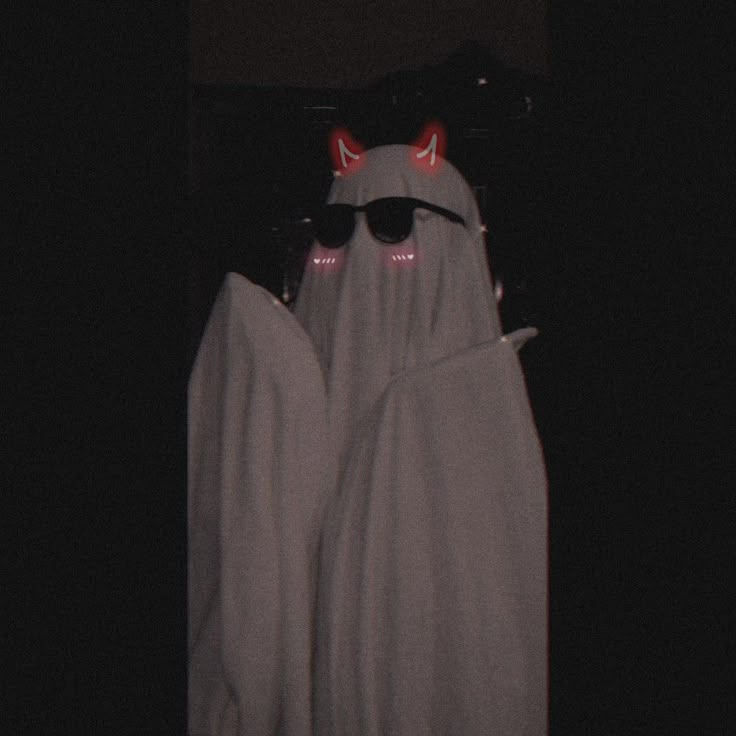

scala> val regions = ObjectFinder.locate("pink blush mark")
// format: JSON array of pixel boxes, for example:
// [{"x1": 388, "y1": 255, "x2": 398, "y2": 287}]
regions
[
  {"x1": 382, "y1": 243, "x2": 421, "y2": 270},
  {"x1": 305, "y1": 245, "x2": 345, "y2": 274}
]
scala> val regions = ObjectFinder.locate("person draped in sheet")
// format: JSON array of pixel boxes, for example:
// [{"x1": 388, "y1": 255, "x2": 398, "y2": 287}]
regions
[
  {"x1": 188, "y1": 139, "x2": 547, "y2": 736},
  {"x1": 295, "y1": 143, "x2": 548, "y2": 735}
]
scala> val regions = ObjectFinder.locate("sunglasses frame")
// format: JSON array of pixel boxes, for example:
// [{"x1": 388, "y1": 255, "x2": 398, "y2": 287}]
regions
[{"x1": 312, "y1": 197, "x2": 466, "y2": 249}]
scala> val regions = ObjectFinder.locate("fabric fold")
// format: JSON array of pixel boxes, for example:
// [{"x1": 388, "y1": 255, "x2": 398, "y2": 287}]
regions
[
  {"x1": 189, "y1": 273, "x2": 329, "y2": 736},
  {"x1": 313, "y1": 336, "x2": 548, "y2": 735}
]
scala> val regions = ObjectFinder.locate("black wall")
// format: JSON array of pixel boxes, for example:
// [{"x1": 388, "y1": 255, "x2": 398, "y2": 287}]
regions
[
  {"x1": 545, "y1": 3, "x2": 734, "y2": 732},
  {"x1": 10, "y1": 3, "x2": 188, "y2": 733}
]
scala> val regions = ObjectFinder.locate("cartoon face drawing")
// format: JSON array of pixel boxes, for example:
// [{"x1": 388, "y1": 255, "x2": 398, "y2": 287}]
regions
[{"x1": 308, "y1": 122, "x2": 467, "y2": 278}]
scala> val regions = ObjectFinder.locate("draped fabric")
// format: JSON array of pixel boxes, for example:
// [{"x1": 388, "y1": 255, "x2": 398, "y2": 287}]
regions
[
  {"x1": 311, "y1": 332, "x2": 547, "y2": 735},
  {"x1": 188, "y1": 275, "x2": 329, "y2": 736},
  {"x1": 189, "y1": 145, "x2": 548, "y2": 735}
]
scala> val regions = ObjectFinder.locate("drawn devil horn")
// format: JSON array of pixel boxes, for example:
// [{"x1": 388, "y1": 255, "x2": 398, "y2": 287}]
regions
[
  {"x1": 410, "y1": 120, "x2": 447, "y2": 174},
  {"x1": 328, "y1": 127, "x2": 365, "y2": 176},
  {"x1": 416, "y1": 133, "x2": 438, "y2": 166}
]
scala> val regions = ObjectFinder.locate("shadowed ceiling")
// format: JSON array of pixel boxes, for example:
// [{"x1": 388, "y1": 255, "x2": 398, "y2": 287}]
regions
[{"x1": 191, "y1": 0, "x2": 547, "y2": 86}]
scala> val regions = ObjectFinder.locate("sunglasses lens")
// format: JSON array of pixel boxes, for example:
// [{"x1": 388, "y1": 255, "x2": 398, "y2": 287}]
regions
[
  {"x1": 314, "y1": 204, "x2": 355, "y2": 248},
  {"x1": 313, "y1": 198, "x2": 462, "y2": 248},
  {"x1": 368, "y1": 199, "x2": 414, "y2": 243}
]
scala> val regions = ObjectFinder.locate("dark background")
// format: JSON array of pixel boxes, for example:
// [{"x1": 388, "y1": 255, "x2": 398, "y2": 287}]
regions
[
  {"x1": 189, "y1": 0, "x2": 548, "y2": 85},
  {"x1": 9, "y1": 1, "x2": 733, "y2": 733}
]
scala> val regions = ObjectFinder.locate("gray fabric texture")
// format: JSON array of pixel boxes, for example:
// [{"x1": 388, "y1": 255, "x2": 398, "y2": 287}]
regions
[
  {"x1": 188, "y1": 275, "x2": 329, "y2": 736},
  {"x1": 189, "y1": 144, "x2": 548, "y2": 735}
]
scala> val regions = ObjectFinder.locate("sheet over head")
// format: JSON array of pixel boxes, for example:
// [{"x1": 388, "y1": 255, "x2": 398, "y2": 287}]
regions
[{"x1": 294, "y1": 144, "x2": 503, "y2": 468}]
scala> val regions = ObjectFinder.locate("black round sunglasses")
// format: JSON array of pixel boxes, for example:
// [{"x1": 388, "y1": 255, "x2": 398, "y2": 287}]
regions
[{"x1": 311, "y1": 197, "x2": 466, "y2": 249}]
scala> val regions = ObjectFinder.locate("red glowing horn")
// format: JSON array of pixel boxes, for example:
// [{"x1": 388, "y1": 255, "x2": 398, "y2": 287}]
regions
[
  {"x1": 328, "y1": 127, "x2": 365, "y2": 175},
  {"x1": 409, "y1": 120, "x2": 447, "y2": 174},
  {"x1": 416, "y1": 133, "x2": 438, "y2": 166},
  {"x1": 338, "y1": 138, "x2": 360, "y2": 168}
]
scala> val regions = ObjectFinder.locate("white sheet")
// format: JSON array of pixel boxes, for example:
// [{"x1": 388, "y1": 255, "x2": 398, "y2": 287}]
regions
[
  {"x1": 189, "y1": 144, "x2": 548, "y2": 735},
  {"x1": 313, "y1": 332, "x2": 547, "y2": 735},
  {"x1": 188, "y1": 274, "x2": 329, "y2": 736}
]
